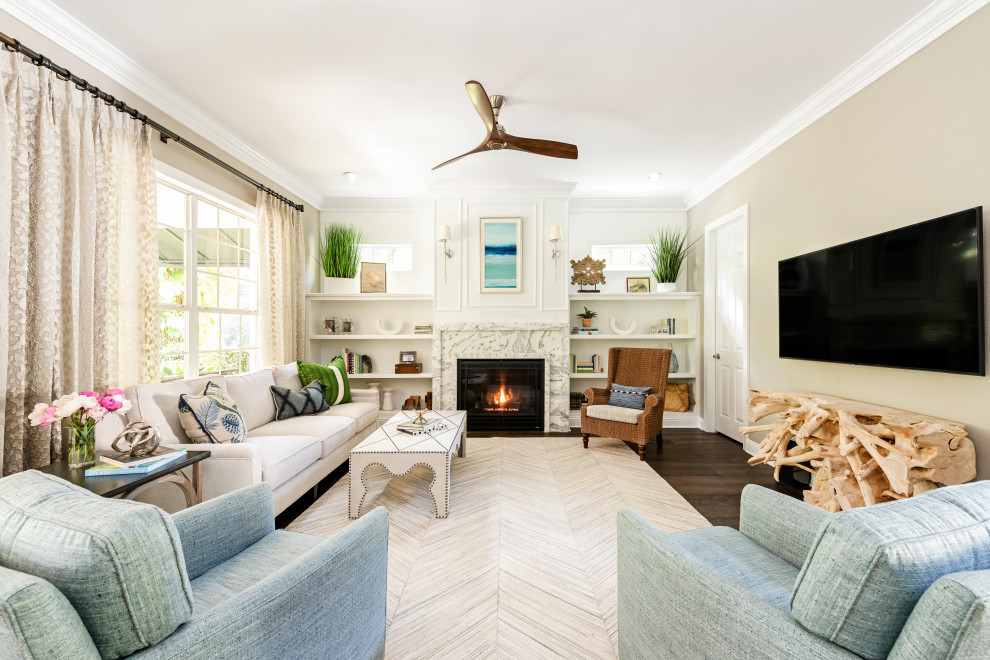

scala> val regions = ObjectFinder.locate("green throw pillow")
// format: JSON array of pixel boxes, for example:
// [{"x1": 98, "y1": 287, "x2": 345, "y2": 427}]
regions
[{"x1": 297, "y1": 357, "x2": 352, "y2": 405}]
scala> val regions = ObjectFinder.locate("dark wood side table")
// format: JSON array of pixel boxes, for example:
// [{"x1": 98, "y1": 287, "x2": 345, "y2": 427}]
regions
[{"x1": 36, "y1": 450, "x2": 211, "y2": 508}]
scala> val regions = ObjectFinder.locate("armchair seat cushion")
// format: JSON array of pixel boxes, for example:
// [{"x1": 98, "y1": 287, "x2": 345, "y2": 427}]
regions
[
  {"x1": 668, "y1": 526, "x2": 799, "y2": 611},
  {"x1": 190, "y1": 530, "x2": 324, "y2": 612},
  {"x1": 241, "y1": 436, "x2": 323, "y2": 487},
  {"x1": 586, "y1": 404, "x2": 641, "y2": 425},
  {"x1": 0, "y1": 471, "x2": 193, "y2": 659},
  {"x1": 319, "y1": 401, "x2": 379, "y2": 432}
]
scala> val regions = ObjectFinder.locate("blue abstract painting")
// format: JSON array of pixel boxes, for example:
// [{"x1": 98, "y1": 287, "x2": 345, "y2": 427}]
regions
[{"x1": 482, "y1": 219, "x2": 520, "y2": 291}]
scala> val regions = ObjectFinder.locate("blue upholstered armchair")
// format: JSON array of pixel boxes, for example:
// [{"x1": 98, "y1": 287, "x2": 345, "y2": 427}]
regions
[
  {"x1": 618, "y1": 482, "x2": 990, "y2": 660},
  {"x1": 0, "y1": 471, "x2": 388, "y2": 660}
]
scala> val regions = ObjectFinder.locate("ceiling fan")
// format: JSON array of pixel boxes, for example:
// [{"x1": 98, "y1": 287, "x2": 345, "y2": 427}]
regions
[{"x1": 432, "y1": 80, "x2": 578, "y2": 170}]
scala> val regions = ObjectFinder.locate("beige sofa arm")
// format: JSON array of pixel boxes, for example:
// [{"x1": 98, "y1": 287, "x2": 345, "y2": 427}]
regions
[
  {"x1": 162, "y1": 442, "x2": 263, "y2": 502},
  {"x1": 350, "y1": 388, "x2": 381, "y2": 408}
]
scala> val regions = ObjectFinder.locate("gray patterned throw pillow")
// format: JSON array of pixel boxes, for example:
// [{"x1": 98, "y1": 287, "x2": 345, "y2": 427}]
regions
[
  {"x1": 610, "y1": 383, "x2": 652, "y2": 410},
  {"x1": 270, "y1": 380, "x2": 330, "y2": 420}
]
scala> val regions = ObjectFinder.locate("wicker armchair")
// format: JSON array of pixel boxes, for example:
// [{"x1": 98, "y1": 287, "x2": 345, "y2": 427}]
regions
[{"x1": 581, "y1": 347, "x2": 672, "y2": 460}]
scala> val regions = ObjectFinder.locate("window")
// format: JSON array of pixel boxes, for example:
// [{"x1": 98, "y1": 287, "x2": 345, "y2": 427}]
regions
[
  {"x1": 157, "y1": 176, "x2": 259, "y2": 382},
  {"x1": 357, "y1": 244, "x2": 413, "y2": 271},
  {"x1": 591, "y1": 244, "x2": 653, "y2": 271}
]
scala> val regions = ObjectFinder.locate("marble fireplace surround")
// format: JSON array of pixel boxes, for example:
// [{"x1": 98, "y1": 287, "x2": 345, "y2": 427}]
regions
[{"x1": 432, "y1": 322, "x2": 570, "y2": 432}]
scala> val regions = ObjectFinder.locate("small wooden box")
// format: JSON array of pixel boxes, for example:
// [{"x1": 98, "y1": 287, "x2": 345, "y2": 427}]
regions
[{"x1": 394, "y1": 363, "x2": 422, "y2": 374}]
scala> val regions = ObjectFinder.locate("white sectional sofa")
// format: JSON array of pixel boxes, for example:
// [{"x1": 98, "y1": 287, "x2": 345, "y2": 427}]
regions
[{"x1": 100, "y1": 363, "x2": 379, "y2": 514}]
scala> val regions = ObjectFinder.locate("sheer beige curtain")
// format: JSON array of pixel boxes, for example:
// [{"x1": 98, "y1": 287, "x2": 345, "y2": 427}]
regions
[
  {"x1": 257, "y1": 191, "x2": 304, "y2": 366},
  {"x1": 0, "y1": 52, "x2": 159, "y2": 474}
]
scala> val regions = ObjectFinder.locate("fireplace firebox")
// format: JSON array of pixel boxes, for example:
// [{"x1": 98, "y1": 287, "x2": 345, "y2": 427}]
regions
[{"x1": 457, "y1": 359, "x2": 544, "y2": 431}]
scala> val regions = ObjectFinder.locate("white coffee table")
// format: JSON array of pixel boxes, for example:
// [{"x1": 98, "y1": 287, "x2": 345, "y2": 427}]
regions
[{"x1": 348, "y1": 409, "x2": 467, "y2": 519}]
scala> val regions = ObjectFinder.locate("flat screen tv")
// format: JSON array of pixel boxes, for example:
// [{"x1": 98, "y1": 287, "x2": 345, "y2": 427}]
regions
[{"x1": 778, "y1": 207, "x2": 985, "y2": 376}]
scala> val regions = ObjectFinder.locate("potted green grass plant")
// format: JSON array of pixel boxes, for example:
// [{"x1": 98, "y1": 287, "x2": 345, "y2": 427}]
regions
[
  {"x1": 577, "y1": 306, "x2": 598, "y2": 328},
  {"x1": 648, "y1": 227, "x2": 697, "y2": 293},
  {"x1": 319, "y1": 224, "x2": 363, "y2": 293}
]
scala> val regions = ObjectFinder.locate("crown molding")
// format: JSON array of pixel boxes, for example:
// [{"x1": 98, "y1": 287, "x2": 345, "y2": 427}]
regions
[
  {"x1": 684, "y1": 0, "x2": 990, "y2": 209},
  {"x1": 319, "y1": 198, "x2": 434, "y2": 212},
  {"x1": 569, "y1": 197, "x2": 686, "y2": 212},
  {"x1": 0, "y1": 0, "x2": 322, "y2": 207},
  {"x1": 426, "y1": 181, "x2": 577, "y2": 199}
]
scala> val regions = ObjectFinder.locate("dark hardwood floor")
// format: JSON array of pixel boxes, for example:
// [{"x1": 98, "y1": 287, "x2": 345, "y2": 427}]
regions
[{"x1": 276, "y1": 428, "x2": 805, "y2": 530}]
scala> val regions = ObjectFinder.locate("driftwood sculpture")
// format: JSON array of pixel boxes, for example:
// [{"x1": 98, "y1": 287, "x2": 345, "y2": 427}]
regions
[{"x1": 742, "y1": 391, "x2": 976, "y2": 512}]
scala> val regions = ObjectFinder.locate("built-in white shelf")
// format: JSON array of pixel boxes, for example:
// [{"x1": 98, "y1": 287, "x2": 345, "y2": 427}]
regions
[
  {"x1": 305, "y1": 293, "x2": 434, "y2": 301},
  {"x1": 569, "y1": 292, "x2": 700, "y2": 301},
  {"x1": 308, "y1": 334, "x2": 433, "y2": 340},
  {"x1": 347, "y1": 373, "x2": 433, "y2": 379},
  {"x1": 569, "y1": 334, "x2": 696, "y2": 340},
  {"x1": 569, "y1": 372, "x2": 697, "y2": 379}
]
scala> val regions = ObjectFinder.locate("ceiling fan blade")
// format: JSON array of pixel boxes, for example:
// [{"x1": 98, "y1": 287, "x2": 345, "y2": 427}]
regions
[
  {"x1": 465, "y1": 80, "x2": 496, "y2": 136},
  {"x1": 502, "y1": 133, "x2": 578, "y2": 160},
  {"x1": 431, "y1": 141, "x2": 490, "y2": 170}
]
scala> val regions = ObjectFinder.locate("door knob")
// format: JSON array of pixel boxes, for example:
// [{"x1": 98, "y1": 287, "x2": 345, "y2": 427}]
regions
[{"x1": 713, "y1": 353, "x2": 721, "y2": 359}]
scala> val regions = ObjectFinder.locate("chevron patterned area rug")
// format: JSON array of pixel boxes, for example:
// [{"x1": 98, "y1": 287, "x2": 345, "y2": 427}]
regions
[{"x1": 287, "y1": 435, "x2": 710, "y2": 659}]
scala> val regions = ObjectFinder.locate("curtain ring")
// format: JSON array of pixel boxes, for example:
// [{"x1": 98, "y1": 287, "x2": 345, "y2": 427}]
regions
[
  {"x1": 1, "y1": 39, "x2": 19, "y2": 53},
  {"x1": 74, "y1": 78, "x2": 89, "y2": 92},
  {"x1": 55, "y1": 67, "x2": 71, "y2": 82}
]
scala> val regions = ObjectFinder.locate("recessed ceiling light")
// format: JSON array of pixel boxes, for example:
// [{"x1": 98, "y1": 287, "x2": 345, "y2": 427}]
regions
[
  {"x1": 342, "y1": 171, "x2": 359, "y2": 181},
  {"x1": 648, "y1": 172, "x2": 663, "y2": 181}
]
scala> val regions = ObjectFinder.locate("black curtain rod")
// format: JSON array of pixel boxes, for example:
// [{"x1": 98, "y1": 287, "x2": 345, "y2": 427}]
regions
[{"x1": 0, "y1": 30, "x2": 304, "y2": 212}]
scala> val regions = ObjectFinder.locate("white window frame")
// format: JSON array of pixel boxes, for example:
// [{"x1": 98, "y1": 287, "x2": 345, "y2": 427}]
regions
[
  {"x1": 591, "y1": 243, "x2": 654, "y2": 271},
  {"x1": 357, "y1": 244, "x2": 413, "y2": 271},
  {"x1": 156, "y1": 164, "x2": 259, "y2": 381}
]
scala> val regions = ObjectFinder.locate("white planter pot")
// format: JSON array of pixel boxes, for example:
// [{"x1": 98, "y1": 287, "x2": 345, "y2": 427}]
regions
[
  {"x1": 656, "y1": 282, "x2": 677, "y2": 293},
  {"x1": 322, "y1": 276, "x2": 359, "y2": 294}
]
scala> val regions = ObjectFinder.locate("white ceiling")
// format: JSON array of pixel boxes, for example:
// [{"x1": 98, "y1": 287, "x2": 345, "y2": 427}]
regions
[{"x1": 42, "y1": 0, "x2": 934, "y2": 202}]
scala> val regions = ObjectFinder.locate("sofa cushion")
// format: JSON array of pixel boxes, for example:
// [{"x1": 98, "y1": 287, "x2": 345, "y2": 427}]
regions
[
  {"x1": 126, "y1": 375, "x2": 226, "y2": 444},
  {"x1": 791, "y1": 481, "x2": 990, "y2": 660},
  {"x1": 190, "y1": 530, "x2": 324, "y2": 613},
  {"x1": 297, "y1": 358, "x2": 352, "y2": 405},
  {"x1": 241, "y1": 436, "x2": 323, "y2": 487},
  {"x1": 668, "y1": 526, "x2": 799, "y2": 612},
  {"x1": 610, "y1": 383, "x2": 652, "y2": 410},
  {"x1": 320, "y1": 401, "x2": 378, "y2": 432},
  {"x1": 178, "y1": 381, "x2": 247, "y2": 444},
  {"x1": 0, "y1": 471, "x2": 193, "y2": 659},
  {"x1": 586, "y1": 404, "x2": 641, "y2": 424},
  {"x1": 248, "y1": 415, "x2": 356, "y2": 459},
  {"x1": 271, "y1": 363, "x2": 304, "y2": 391},
  {"x1": 224, "y1": 368, "x2": 277, "y2": 431},
  {"x1": 271, "y1": 380, "x2": 330, "y2": 421}
]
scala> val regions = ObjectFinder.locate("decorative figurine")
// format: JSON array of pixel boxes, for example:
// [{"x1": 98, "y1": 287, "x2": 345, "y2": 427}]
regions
[
  {"x1": 110, "y1": 419, "x2": 162, "y2": 457},
  {"x1": 570, "y1": 255, "x2": 606, "y2": 293}
]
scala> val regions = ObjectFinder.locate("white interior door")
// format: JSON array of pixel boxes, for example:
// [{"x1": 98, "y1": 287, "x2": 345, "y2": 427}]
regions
[{"x1": 706, "y1": 209, "x2": 748, "y2": 443}]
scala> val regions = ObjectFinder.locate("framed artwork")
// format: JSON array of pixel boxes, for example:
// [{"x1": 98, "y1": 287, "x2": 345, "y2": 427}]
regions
[
  {"x1": 626, "y1": 277, "x2": 650, "y2": 293},
  {"x1": 399, "y1": 351, "x2": 417, "y2": 363},
  {"x1": 480, "y1": 217, "x2": 522, "y2": 293},
  {"x1": 360, "y1": 262, "x2": 387, "y2": 293}
]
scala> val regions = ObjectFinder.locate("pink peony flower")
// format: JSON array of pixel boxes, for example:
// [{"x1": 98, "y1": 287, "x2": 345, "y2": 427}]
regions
[
  {"x1": 77, "y1": 395, "x2": 100, "y2": 410},
  {"x1": 117, "y1": 399, "x2": 132, "y2": 415},
  {"x1": 79, "y1": 390, "x2": 100, "y2": 398},
  {"x1": 27, "y1": 403, "x2": 49, "y2": 426},
  {"x1": 42, "y1": 406, "x2": 58, "y2": 425},
  {"x1": 105, "y1": 389, "x2": 125, "y2": 396},
  {"x1": 99, "y1": 396, "x2": 123, "y2": 411},
  {"x1": 86, "y1": 405, "x2": 108, "y2": 421}
]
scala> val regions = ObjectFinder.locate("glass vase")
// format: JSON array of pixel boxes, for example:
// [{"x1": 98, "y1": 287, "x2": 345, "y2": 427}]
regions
[{"x1": 68, "y1": 425, "x2": 97, "y2": 469}]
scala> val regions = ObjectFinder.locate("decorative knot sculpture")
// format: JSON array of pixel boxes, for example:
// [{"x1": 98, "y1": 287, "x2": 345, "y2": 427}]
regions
[{"x1": 111, "y1": 419, "x2": 162, "y2": 457}]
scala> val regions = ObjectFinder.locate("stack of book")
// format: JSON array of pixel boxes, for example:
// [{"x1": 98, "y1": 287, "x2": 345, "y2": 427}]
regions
[
  {"x1": 341, "y1": 351, "x2": 373, "y2": 374},
  {"x1": 396, "y1": 418, "x2": 447, "y2": 435},
  {"x1": 571, "y1": 353, "x2": 601, "y2": 373},
  {"x1": 413, "y1": 324, "x2": 433, "y2": 335},
  {"x1": 659, "y1": 318, "x2": 679, "y2": 334},
  {"x1": 85, "y1": 446, "x2": 187, "y2": 477},
  {"x1": 575, "y1": 327, "x2": 599, "y2": 335}
]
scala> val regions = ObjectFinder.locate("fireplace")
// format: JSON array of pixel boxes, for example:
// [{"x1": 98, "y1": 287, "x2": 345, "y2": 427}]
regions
[{"x1": 456, "y1": 359, "x2": 545, "y2": 431}]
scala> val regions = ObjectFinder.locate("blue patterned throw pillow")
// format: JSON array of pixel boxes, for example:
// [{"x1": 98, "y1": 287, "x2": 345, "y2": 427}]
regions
[
  {"x1": 270, "y1": 380, "x2": 330, "y2": 421},
  {"x1": 177, "y1": 381, "x2": 247, "y2": 443},
  {"x1": 610, "y1": 383, "x2": 652, "y2": 410}
]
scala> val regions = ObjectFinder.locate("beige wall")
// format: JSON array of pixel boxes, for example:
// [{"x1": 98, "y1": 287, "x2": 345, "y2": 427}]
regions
[
  {"x1": 687, "y1": 6, "x2": 990, "y2": 478},
  {"x1": 0, "y1": 11, "x2": 323, "y2": 290}
]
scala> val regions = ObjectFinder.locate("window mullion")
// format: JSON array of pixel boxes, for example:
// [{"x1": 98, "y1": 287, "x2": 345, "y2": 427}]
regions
[{"x1": 188, "y1": 193, "x2": 199, "y2": 377}]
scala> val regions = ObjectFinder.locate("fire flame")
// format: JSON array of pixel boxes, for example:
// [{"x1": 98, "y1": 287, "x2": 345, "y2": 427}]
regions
[{"x1": 488, "y1": 385, "x2": 513, "y2": 407}]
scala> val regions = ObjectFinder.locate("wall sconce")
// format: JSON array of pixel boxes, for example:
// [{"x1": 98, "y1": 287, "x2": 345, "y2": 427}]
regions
[
  {"x1": 438, "y1": 224, "x2": 453, "y2": 283},
  {"x1": 549, "y1": 225, "x2": 562, "y2": 282}
]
